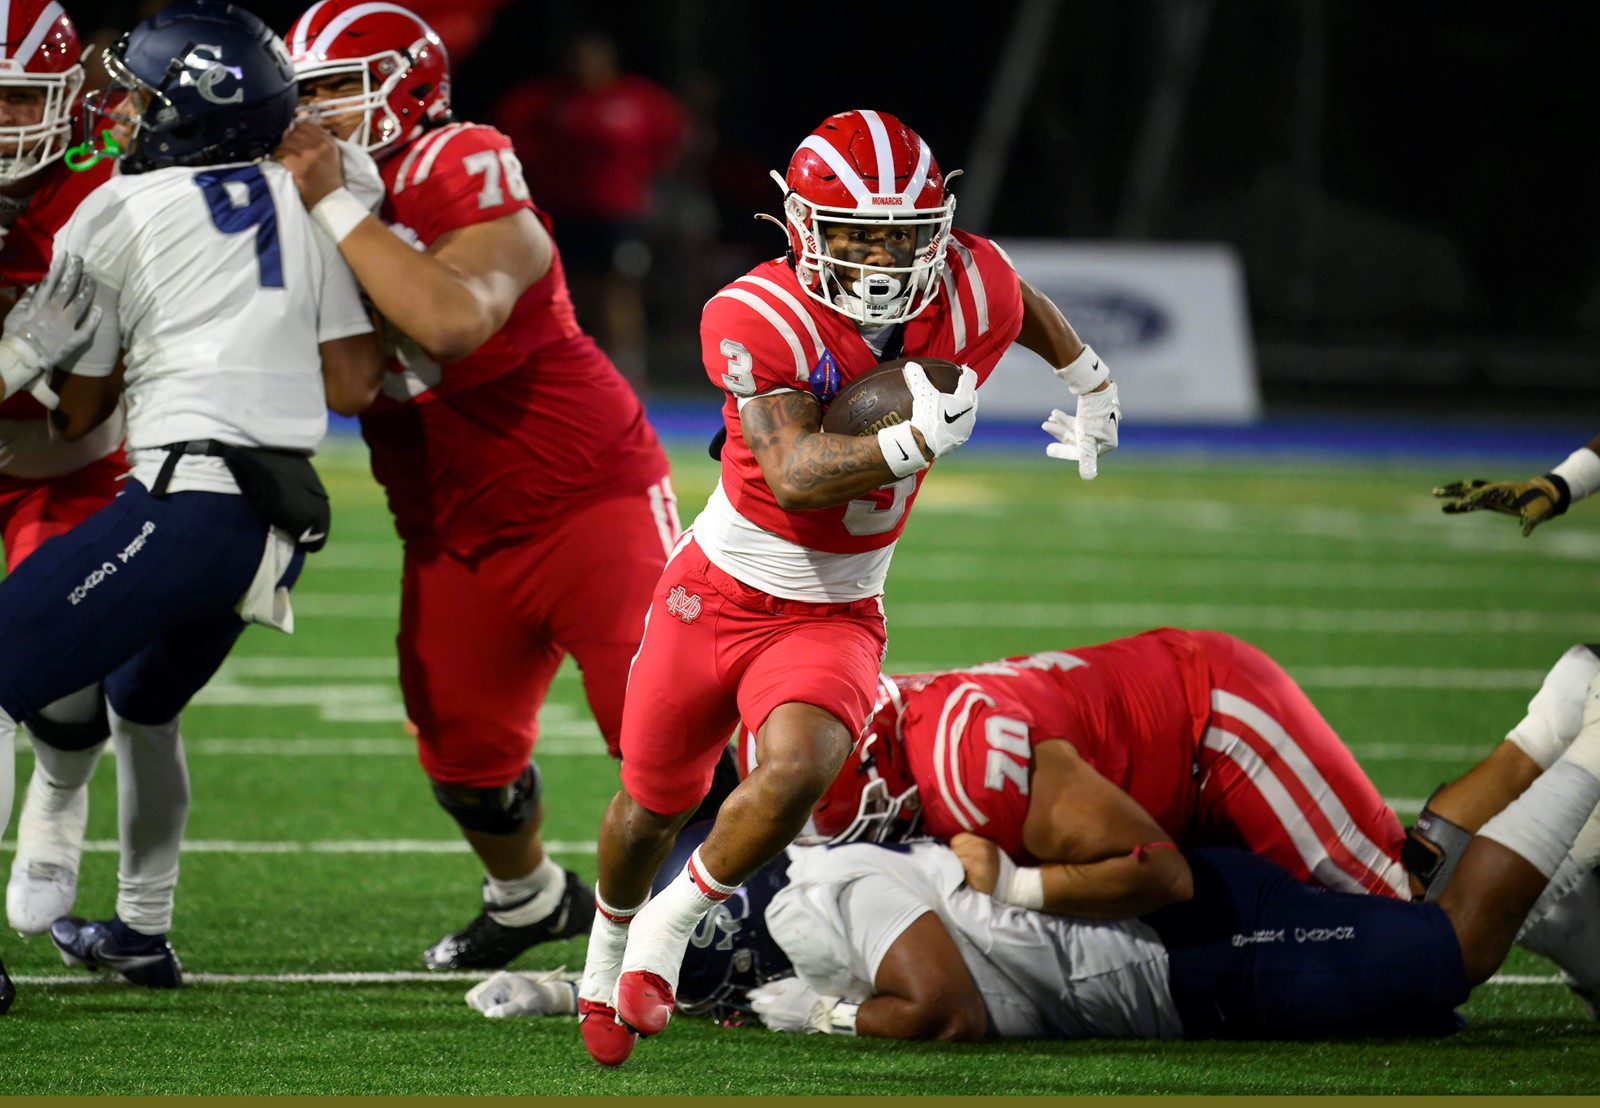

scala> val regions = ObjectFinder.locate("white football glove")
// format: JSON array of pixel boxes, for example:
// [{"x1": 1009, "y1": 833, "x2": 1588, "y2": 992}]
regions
[
  {"x1": 1042, "y1": 381, "x2": 1121, "y2": 480},
  {"x1": 0, "y1": 251, "x2": 100, "y2": 400},
  {"x1": 464, "y1": 969, "x2": 578, "y2": 1019},
  {"x1": 1507, "y1": 646, "x2": 1600, "y2": 771},
  {"x1": 747, "y1": 976, "x2": 859, "y2": 1035}
]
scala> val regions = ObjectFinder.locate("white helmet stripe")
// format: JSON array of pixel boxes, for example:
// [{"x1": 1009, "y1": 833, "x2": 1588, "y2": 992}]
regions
[
  {"x1": 310, "y1": 1, "x2": 428, "y2": 58},
  {"x1": 859, "y1": 109, "x2": 895, "y2": 195},
  {"x1": 797, "y1": 135, "x2": 872, "y2": 205},
  {"x1": 900, "y1": 137, "x2": 931, "y2": 202},
  {"x1": 9, "y1": 1, "x2": 64, "y2": 65},
  {"x1": 291, "y1": 0, "x2": 333, "y2": 55}
]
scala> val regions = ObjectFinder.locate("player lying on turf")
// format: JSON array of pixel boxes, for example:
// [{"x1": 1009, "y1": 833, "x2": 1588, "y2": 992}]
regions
[
  {"x1": 1402, "y1": 643, "x2": 1600, "y2": 1015},
  {"x1": 741, "y1": 629, "x2": 1411, "y2": 913},
  {"x1": 1433, "y1": 430, "x2": 1600, "y2": 535},
  {"x1": 280, "y1": 0, "x2": 678, "y2": 972},
  {"x1": 0, "y1": 0, "x2": 382, "y2": 1004},
  {"x1": 736, "y1": 630, "x2": 1600, "y2": 1004},
  {"x1": 471, "y1": 678, "x2": 1600, "y2": 1039}
]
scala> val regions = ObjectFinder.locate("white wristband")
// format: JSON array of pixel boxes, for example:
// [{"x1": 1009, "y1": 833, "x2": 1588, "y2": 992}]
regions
[
  {"x1": 991, "y1": 852, "x2": 1046, "y2": 909},
  {"x1": 878, "y1": 419, "x2": 929, "y2": 478},
  {"x1": 0, "y1": 332, "x2": 45, "y2": 400},
  {"x1": 1551, "y1": 448, "x2": 1600, "y2": 503},
  {"x1": 1053, "y1": 344, "x2": 1109, "y2": 396},
  {"x1": 310, "y1": 187, "x2": 371, "y2": 245}
]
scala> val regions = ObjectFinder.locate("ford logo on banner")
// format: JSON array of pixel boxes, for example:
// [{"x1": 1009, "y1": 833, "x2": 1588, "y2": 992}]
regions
[{"x1": 1052, "y1": 283, "x2": 1170, "y2": 351}]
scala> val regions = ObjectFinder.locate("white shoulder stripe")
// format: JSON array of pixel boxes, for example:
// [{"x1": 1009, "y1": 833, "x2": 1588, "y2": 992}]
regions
[
  {"x1": 711, "y1": 289, "x2": 809, "y2": 383},
  {"x1": 407, "y1": 124, "x2": 467, "y2": 188},
  {"x1": 392, "y1": 124, "x2": 463, "y2": 194},
  {"x1": 798, "y1": 136, "x2": 872, "y2": 205},
  {"x1": 940, "y1": 265, "x2": 966, "y2": 351},
  {"x1": 949, "y1": 240, "x2": 989, "y2": 338},
  {"x1": 859, "y1": 109, "x2": 895, "y2": 195},
  {"x1": 934, "y1": 683, "x2": 992, "y2": 831},
  {"x1": 734, "y1": 275, "x2": 824, "y2": 362}
]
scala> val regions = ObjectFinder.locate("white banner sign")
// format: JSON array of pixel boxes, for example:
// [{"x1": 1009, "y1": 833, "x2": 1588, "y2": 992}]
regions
[{"x1": 982, "y1": 240, "x2": 1260, "y2": 423}]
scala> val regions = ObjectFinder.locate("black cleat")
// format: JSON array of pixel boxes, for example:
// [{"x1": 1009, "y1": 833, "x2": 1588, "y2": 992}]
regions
[
  {"x1": 423, "y1": 868, "x2": 595, "y2": 970},
  {"x1": 0, "y1": 953, "x2": 15, "y2": 1014},
  {"x1": 50, "y1": 916, "x2": 183, "y2": 989}
]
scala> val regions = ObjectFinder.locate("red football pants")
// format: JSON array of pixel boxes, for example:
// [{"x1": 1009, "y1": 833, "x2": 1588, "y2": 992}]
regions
[
  {"x1": 402, "y1": 479, "x2": 678, "y2": 787},
  {"x1": 1192, "y1": 631, "x2": 1408, "y2": 898},
  {"x1": 0, "y1": 450, "x2": 127, "y2": 570},
  {"x1": 618, "y1": 537, "x2": 887, "y2": 816}
]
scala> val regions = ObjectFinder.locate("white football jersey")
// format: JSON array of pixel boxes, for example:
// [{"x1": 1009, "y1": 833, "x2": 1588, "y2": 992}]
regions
[
  {"x1": 55, "y1": 159, "x2": 371, "y2": 494},
  {"x1": 769, "y1": 842, "x2": 1184, "y2": 1039}
]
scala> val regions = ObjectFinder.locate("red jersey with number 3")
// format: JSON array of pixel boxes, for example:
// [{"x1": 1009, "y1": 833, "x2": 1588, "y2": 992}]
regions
[
  {"x1": 895, "y1": 629, "x2": 1214, "y2": 862},
  {"x1": 361, "y1": 122, "x2": 666, "y2": 552},
  {"x1": 700, "y1": 230, "x2": 1023, "y2": 558}
]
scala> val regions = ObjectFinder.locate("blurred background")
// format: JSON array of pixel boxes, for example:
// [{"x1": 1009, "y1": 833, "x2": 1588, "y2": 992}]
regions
[{"x1": 64, "y1": 0, "x2": 1599, "y2": 429}]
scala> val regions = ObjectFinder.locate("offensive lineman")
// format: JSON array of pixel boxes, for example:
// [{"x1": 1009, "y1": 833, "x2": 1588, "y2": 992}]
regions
[
  {"x1": 0, "y1": 0, "x2": 126, "y2": 939},
  {"x1": 279, "y1": 0, "x2": 676, "y2": 970},
  {"x1": 0, "y1": 0, "x2": 382, "y2": 1000},
  {"x1": 578, "y1": 110, "x2": 1121, "y2": 1065}
]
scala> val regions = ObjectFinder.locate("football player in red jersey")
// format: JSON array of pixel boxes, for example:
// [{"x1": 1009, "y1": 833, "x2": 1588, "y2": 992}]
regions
[
  {"x1": 276, "y1": 1, "x2": 678, "y2": 971},
  {"x1": 0, "y1": 0, "x2": 135, "y2": 942},
  {"x1": 758, "y1": 630, "x2": 1410, "y2": 919},
  {"x1": 573, "y1": 110, "x2": 1120, "y2": 1065}
]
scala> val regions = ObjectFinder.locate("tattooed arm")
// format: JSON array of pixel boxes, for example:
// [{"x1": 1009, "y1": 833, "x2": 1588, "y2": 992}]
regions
[{"x1": 741, "y1": 390, "x2": 932, "y2": 511}]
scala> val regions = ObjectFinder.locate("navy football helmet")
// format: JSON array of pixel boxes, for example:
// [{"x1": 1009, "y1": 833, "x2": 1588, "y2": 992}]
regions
[
  {"x1": 88, "y1": 0, "x2": 296, "y2": 173},
  {"x1": 656, "y1": 821, "x2": 794, "y2": 1025}
]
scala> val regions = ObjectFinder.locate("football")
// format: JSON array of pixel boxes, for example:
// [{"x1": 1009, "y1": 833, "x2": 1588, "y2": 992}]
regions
[{"x1": 821, "y1": 358, "x2": 965, "y2": 438}]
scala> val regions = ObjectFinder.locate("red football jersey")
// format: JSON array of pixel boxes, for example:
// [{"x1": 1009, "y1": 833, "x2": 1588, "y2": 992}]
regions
[
  {"x1": 896, "y1": 629, "x2": 1214, "y2": 862},
  {"x1": 0, "y1": 157, "x2": 113, "y2": 422},
  {"x1": 700, "y1": 230, "x2": 1023, "y2": 556},
  {"x1": 360, "y1": 122, "x2": 667, "y2": 551}
]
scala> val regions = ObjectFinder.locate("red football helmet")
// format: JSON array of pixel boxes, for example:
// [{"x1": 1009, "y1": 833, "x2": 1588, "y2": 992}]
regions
[
  {"x1": 774, "y1": 110, "x2": 956, "y2": 326},
  {"x1": 286, "y1": 0, "x2": 450, "y2": 156},
  {"x1": 0, "y1": 0, "x2": 84, "y2": 182},
  {"x1": 803, "y1": 675, "x2": 922, "y2": 845}
]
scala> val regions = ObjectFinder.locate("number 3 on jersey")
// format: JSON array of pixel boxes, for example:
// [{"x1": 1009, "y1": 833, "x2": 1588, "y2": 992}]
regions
[{"x1": 194, "y1": 166, "x2": 282, "y2": 288}]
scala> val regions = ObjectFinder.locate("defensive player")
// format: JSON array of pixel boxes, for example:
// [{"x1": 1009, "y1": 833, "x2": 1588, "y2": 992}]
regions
[
  {"x1": 469, "y1": 679, "x2": 1600, "y2": 1040},
  {"x1": 0, "y1": 0, "x2": 127, "y2": 939},
  {"x1": 279, "y1": 0, "x2": 676, "y2": 970},
  {"x1": 0, "y1": 0, "x2": 381, "y2": 998},
  {"x1": 1433, "y1": 431, "x2": 1600, "y2": 535},
  {"x1": 767, "y1": 629, "x2": 1410, "y2": 917},
  {"x1": 577, "y1": 109, "x2": 1120, "y2": 1065}
]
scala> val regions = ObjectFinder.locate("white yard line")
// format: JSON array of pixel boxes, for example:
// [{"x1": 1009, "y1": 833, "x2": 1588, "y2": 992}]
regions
[
  {"x1": 891, "y1": 603, "x2": 1599, "y2": 635},
  {"x1": 3, "y1": 969, "x2": 1560, "y2": 988}
]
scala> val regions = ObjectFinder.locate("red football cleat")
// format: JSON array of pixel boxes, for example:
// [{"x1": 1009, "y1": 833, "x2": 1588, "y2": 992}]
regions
[
  {"x1": 615, "y1": 969, "x2": 675, "y2": 1036},
  {"x1": 579, "y1": 998, "x2": 636, "y2": 1067}
]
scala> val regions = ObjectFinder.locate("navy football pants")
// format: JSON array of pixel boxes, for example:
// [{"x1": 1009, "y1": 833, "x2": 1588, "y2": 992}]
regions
[
  {"x1": 1145, "y1": 847, "x2": 1471, "y2": 1038},
  {"x1": 0, "y1": 479, "x2": 303, "y2": 726}
]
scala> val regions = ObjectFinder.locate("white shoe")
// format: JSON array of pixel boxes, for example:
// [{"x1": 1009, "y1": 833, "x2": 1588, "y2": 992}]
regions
[
  {"x1": 1520, "y1": 868, "x2": 1600, "y2": 1021},
  {"x1": 6, "y1": 775, "x2": 90, "y2": 935}
]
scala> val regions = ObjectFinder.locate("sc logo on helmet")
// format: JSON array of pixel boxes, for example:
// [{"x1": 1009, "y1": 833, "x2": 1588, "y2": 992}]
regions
[{"x1": 181, "y1": 44, "x2": 244, "y2": 105}]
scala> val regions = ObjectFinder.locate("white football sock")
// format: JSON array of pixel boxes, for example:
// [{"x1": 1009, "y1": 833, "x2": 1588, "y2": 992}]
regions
[
  {"x1": 110, "y1": 709, "x2": 190, "y2": 936},
  {"x1": 579, "y1": 890, "x2": 645, "y2": 1005},
  {"x1": 486, "y1": 855, "x2": 565, "y2": 927},
  {"x1": 1507, "y1": 645, "x2": 1600, "y2": 770},
  {"x1": 618, "y1": 847, "x2": 739, "y2": 995},
  {"x1": 0, "y1": 707, "x2": 15, "y2": 841}
]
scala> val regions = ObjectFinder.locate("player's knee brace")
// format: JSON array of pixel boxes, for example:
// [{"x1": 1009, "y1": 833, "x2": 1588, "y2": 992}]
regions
[
  {"x1": 1402, "y1": 787, "x2": 1474, "y2": 901},
  {"x1": 24, "y1": 699, "x2": 111, "y2": 753},
  {"x1": 431, "y1": 762, "x2": 542, "y2": 835}
]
